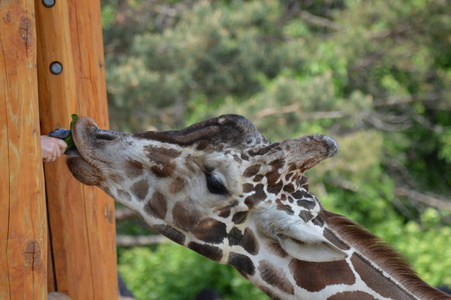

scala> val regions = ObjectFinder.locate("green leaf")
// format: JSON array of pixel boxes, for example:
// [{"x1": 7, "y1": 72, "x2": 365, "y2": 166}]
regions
[{"x1": 64, "y1": 114, "x2": 79, "y2": 150}]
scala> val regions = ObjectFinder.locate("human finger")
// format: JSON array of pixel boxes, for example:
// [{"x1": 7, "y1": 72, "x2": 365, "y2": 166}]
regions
[{"x1": 56, "y1": 139, "x2": 68, "y2": 154}]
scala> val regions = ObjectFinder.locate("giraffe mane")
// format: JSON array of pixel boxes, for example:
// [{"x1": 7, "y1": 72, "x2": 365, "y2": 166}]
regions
[{"x1": 321, "y1": 210, "x2": 447, "y2": 300}]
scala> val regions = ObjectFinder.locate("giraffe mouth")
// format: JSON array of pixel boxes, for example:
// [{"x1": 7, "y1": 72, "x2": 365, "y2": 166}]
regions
[{"x1": 65, "y1": 145, "x2": 81, "y2": 156}]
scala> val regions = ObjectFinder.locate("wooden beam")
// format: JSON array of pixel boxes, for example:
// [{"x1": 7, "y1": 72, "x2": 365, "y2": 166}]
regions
[
  {"x1": 35, "y1": 0, "x2": 118, "y2": 298},
  {"x1": 0, "y1": 0, "x2": 48, "y2": 298}
]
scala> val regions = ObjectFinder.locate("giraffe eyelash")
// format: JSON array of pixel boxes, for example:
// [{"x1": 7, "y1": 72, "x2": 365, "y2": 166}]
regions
[{"x1": 205, "y1": 172, "x2": 228, "y2": 195}]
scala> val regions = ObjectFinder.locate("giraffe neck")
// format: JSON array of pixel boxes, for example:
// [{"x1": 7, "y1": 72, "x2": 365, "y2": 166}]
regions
[{"x1": 231, "y1": 209, "x2": 447, "y2": 300}]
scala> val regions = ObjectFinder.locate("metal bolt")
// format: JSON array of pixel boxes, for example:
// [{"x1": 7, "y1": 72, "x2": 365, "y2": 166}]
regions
[
  {"x1": 42, "y1": 0, "x2": 55, "y2": 8},
  {"x1": 50, "y1": 62, "x2": 63, "y2": 75}
]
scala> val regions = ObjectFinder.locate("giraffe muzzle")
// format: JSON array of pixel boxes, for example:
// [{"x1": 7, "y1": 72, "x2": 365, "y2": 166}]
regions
[
  {"x1": 65, "y1": 117, "x2": 124, "y2": 186},
  {"x1": 313, "y1": 135, "x2": 339, "y2": 157}
]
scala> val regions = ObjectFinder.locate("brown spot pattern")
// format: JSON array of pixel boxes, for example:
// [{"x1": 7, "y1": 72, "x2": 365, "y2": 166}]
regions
[
  {"x1": 312, "y1": 216, "x2": 324, "y2": 227},
  {"x1": 283, "y1": 183, "x2": 295, "y2": 193},
  {"x1": 228, "y1": 252, "x2": 255, "y2": 276},
  {"x1": 241, "y1": 153, "x2": 250, "y2": 161},
  {"x1": 266, "y1": 170, "x2": 281, "y2": 187},
  {"x1": 117, "y1": 189, "x2": 132, "y2": 202},
  {"x1": 289, "y1": 259, "x2": 355, "y2": 292},
  {"x1": 153, "y1": 224, "x2": 185, "y2": 245},
  {"x1": 196, "y1": 140, "x2": 209, "y2": 150},
  {"x1": 151, "y1": 163, "x2": 176, "y2": 178},
  {"x1": 244, "y1": 184, "x2": 265, "y2": 208},
  {"x1": 248, "y1": 143, "x2": 280, "y2": 157},
  {"x1": 276, "y1": 199, "x2": 294, "y2": 215},
  {"x1": 299, "y1": 210, "x2": 313, "y2": 222},
  {"x1": 228, "y1": 227, "x2": 244, "y2": 246},
  {"x1": 297, "y1": 199, "x2": 316, "y2": 209},
  {"x1": 268, "y1": 182, "x2": 283, "y2": 195},
  {"x1": 125, "y1": 160, "x2": 144, "y2": 178},
  {"x1": 216, "y1": 200, "x2": 239, "y2": 219},
  {"x1": 242, "y1": 183, "x2": 254, "y2": 193},
  {"x1": 258, "y1": 260, "x2": 294, "y2": 295},
  {"x1": 327, "y1": 291, "x2": 378, "y2": 300},
  {"x1": 188, "y1": 242, "x2": 223, "y2": 262},
  {"x1": 145, "y1": 145, "x2": 180, "y2": 178},
  {"x1": 242, "y1": 228, "x2": 260, "y2": 255},
  {"x1": 145, "y1": 145, "x2": 181, "y2": 160},
  {"x1": 143, "y1": 191, "x2": 167, "y2": 220},
  {"x1": 172, "y1": 200, "x2": 201, "y2": 231},
  {"x1": 131, "y1": 179, "x2": 149, "y2": 201},
  {"x1": 253, "y1": 175, "x2": 264, "y2": 182},
  {"x1": 232, "y1": 211, "x2": 248, "y2": 224},
  {"x1": 285, "y1": 172, "x2": 294, "y2": 182},
  {"x1": 292, "y1": 190, "x2": 309, "y2": 200},
  {"x1": 218, "y1": 208, "x2": 231, "y2": 218},
  {"x1": 192, "y1": 218, "x2": 227, "y2": 244},
  {"x1": 298, "y1": 175, "x2": 309, "y2": 191},
  {"x1": 170, "y1": 177, "x2": 186, "y2": 194}
]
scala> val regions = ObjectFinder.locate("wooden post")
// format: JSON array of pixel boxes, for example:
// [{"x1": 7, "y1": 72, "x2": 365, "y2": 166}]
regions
[
  {"x1": 35, "y1": 0, "x2": 118, "y2": 298},
  {"x1": 0, "y1": 0, "x2": 48, "y2": 299}
]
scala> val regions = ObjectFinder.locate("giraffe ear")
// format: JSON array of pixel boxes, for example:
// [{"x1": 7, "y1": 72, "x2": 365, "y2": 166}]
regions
[{"x1": 276, "y1": 223, "x2": 348, "y2": 262}]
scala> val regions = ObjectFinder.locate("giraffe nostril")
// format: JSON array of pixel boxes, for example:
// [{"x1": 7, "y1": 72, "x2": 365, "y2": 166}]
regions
[{"x1": 95, "y1": 129, "x2": 117, "y2": 141}]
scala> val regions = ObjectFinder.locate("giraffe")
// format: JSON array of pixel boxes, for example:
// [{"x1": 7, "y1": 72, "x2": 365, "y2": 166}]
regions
[{"x1": 58, "y1": 114, "x2": 450, "y2": 300}]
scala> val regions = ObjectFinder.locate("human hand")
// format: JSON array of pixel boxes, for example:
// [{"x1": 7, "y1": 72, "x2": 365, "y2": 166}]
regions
[{"x1": 41, "y1": 135, "x2": 67, "y2": 162}]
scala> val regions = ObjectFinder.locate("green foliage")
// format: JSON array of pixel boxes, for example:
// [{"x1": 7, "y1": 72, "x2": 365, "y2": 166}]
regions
[
  {"x1": 375, "y1": 208, "x2": 451, "y2": 287},
  {"x1": 118, "y1": 244, "x2": 268, "y2": 300},
  {"x1": 106, "y1": 0, "x2": 304, "y2": 131},
  {"x1": 439, "y1": 130, "x2": 451, "y2": 163}
]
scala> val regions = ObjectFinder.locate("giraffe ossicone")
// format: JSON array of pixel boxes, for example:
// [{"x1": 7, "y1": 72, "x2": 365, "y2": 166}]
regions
[{"x1": 66, "y1": 114, "x2": 449, "y2": 300}]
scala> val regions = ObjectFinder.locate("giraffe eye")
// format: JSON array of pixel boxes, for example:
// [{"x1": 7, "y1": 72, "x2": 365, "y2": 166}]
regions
[{"x1": 205, "y1": 173, "x2": 228, "y2": 195}]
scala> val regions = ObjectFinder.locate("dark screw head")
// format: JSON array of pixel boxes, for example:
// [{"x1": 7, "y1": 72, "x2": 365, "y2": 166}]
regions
[
  {"x1": 50, "y1": 62, "x2": 63, "y2": 75},
  {"x1": 42, "y1": 0, "x2": 55, "y2": 8}
]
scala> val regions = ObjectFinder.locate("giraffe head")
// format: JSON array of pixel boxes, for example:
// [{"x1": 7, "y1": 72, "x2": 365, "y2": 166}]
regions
[{"x1": 68, "y1": 114, "x2": 345, "y2": 263}]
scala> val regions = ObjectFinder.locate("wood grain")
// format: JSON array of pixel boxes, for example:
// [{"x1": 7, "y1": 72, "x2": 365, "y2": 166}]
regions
[
  {"x1": 0, "y1": 0, "x2": 48, "y2": 298},
  {"x1": 35, "y1": 0, "x2": 118, "y2": 298}
]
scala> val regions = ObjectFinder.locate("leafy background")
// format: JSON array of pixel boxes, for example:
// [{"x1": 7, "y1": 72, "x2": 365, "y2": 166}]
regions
[{"x1": 101, "y1": 0, "x2": 451, "y2": 299}]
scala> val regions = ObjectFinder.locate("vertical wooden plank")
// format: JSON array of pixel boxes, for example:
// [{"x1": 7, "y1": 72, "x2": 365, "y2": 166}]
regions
[
  {"x1": 35, "y1": 1, "x2": 92, "y2": 297},
  {"x1": 66, "y1": 0, "x2": 119, "y2": 293},
  {"x1": 35, "y1": 0, "x2": 118, "y2": 298},
  {"x1": 0, "y1": 0, "x2": 47, "y2": 299},
  {"x1": 66, "y1": 0, "x2": 118, "y2": 293}
]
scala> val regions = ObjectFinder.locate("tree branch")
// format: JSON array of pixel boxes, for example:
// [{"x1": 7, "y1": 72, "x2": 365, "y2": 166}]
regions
[
  {"x1": 116, "y1": 208, "x2": 137, "y2": 221},
  {"x1": 327, "y1": 178, "x2": 360, "y2": 192},
  {"x1": 117, "y1": 235, "x2": 168, "y2": 247},
  {"x1": 297, "y1": 10, "x2": 342, "y2": 30},
  {"x1": 395, "y1": 187, "x2": 451, "y2": 210},
  {"x1": 255, "y1": 104, "x2": 345, "y2": 120}
]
